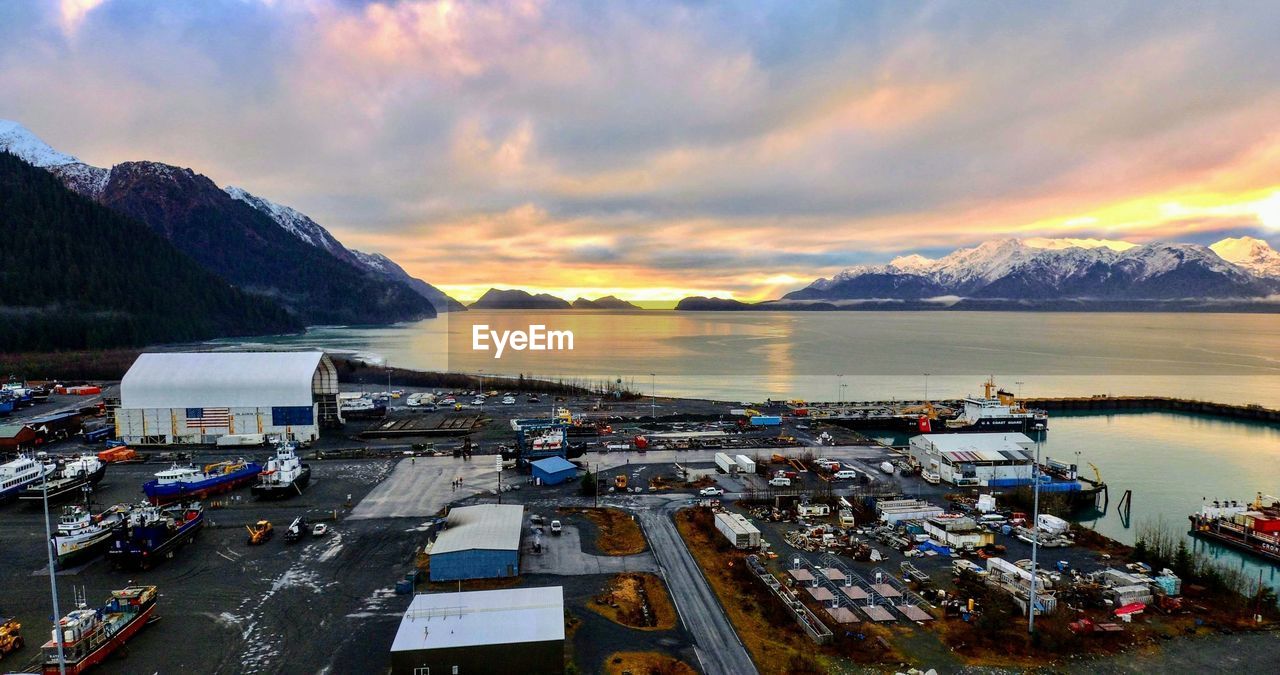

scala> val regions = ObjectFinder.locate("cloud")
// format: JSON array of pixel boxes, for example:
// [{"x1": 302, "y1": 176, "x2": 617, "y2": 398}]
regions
[{"x1": 2, "y1": 0, "x2": 1279, "y2": 299}]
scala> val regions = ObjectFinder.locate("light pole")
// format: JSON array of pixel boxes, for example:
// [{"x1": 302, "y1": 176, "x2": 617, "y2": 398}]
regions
[
  {"x1": 41, "y1": 462, "x2": 66, "y2": 674},
  {"x1": 479, "y1": 369, "x2": 485, "y2": 394},
  {"x1": 650, "y1": 373, "x2": 656, "y2": 420},
  {"x1": 836, "y1": 374, "x2": 843, "y2": 404},
  {"x1": 923, "y1": 372, "x2": 931, "y2": 402},
  {"x1": 1016, "y1": 381, "x2": 1025, "y2": 399},
  {"x1": 1029, "y1": 437, "x2": 1042, "y2": 634}
]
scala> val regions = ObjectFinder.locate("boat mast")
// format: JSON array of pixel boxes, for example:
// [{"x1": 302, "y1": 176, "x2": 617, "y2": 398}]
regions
[{"x1": 41, "y1": 463, "x2": 67, "y2": 674}]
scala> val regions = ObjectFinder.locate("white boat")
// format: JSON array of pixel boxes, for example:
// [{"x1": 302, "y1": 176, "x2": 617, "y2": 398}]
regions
[
  {"x1": 0, "y1": 453, "x2": 57, "y2": 502},
  {"x1": 52, "y1": 503, "x2": 129, "y2": 567},
  {"x1": 252, "y1": 442, "x2": 311, "y2": 499},
  {"x1": 921, "y1": 470, "x2": 941, "y2": 485},
  {"x1": 879, "y1": 461, "x2": 895, "y2": 475}
]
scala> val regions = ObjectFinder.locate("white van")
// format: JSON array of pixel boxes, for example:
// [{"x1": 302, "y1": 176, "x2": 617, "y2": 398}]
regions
[
  {"x1": 833, "y1": 469, "x2": 858, "y2": 480},
  {"x1": 768, "y1": 477, "x2": 792, "y2": 487}
]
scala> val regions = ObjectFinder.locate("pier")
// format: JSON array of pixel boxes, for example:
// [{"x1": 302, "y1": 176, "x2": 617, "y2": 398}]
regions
[{"x1": 1023, "y1": 396, "x2": 1280, "y2": 426}]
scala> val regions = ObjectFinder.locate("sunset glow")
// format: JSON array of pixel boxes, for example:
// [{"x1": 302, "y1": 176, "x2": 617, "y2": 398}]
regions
[{"x1": 3, "y1": 1, "x2": 1279, "y2": 302}]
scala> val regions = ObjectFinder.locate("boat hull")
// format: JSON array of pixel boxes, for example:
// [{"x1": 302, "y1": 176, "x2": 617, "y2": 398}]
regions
[
  {"x1": 1189, "y1": 517, "x2": 1280, "y2": 565},
  {"x1": 143, "y1": 464, "x2": 260, "y2": 505},
  {"x1": 41, "y1": 601, "x2": 155, "y2": 675},
  {"x1": 56, "y1": 527, "x2": 118, "y2": 568},
  {"x1": 251, "y1": 465, "x2": 312, "y2": 499},
  {"x1": 19, "y1": 463, "x2": 108, "y2": 503},
  {"x1": 107, "y1": 509, "x2": 204, "y2": 570}
]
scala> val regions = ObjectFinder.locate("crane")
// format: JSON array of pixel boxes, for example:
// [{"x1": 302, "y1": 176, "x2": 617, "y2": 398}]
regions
[{"x1": 1087, "y1": 462, "x2": 1104, "y2": 486}]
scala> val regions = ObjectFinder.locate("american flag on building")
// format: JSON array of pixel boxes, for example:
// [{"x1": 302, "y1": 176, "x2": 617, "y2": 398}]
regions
[{"x1": 186, "y1": 407, "x2": 230, "y2": 429}]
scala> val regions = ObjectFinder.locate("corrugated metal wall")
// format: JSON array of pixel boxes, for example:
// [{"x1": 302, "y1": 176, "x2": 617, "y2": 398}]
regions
[
  {"x1": 428, "y1": 549, "x2": 519, "y2": 582},
  {"x1": 115, "y1": 406, "x2": 319, "y2": 445}
]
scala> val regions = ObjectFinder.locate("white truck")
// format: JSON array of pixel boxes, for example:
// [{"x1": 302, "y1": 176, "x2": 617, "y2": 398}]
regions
[
  {"x1": 714, "y1": 452, "x2": 739, "y2": 474},
  {"x1": 216, "y1": 433, "x2": 265, "y2": 447}
]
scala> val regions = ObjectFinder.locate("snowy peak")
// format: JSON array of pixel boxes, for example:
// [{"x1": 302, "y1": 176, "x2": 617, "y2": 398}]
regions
[
  {"x1": 0, "y1": 119, "x2": 79, "y2": 168},
  {"x1": 788, "y1": 237, "x2": 1275, "y2": 302},
  {"x1": 225, "y1": 186, "x2": 354, "y2": 261},
  {"x1": 1211, "y1": 236, "x2": 1280, "y2": 279}
]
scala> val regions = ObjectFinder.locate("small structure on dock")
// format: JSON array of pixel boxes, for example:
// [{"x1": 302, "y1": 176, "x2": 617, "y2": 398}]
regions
[{"x1": 529, "y1": 456, "x2": 578, "y2": 486}]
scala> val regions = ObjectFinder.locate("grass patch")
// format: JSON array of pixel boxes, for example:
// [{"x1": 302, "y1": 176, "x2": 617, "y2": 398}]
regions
[
  {"x1": 588, "y1": 572, "x2": 678, "y2": 631},
  {"x1": 560, "y1": 507, "x2": 647, "y2": 555},
  {"x1": 602, "y1": 651, "x2": 697, "y2": 675}
]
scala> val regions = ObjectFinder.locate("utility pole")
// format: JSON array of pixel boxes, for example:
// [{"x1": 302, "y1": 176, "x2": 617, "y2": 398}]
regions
[
  {"x1": 42, "y1": 462, "x2": 66, "y2": 674},
  {"x1": 594, "y1": 463, "x2": 599, "y2": 508},
  {"x1": 1029, "y1": 437, "x2": 1042, "y2": 634},
  {"x1": 650, "y1": 373, "x2": 656, "y2": 420}
]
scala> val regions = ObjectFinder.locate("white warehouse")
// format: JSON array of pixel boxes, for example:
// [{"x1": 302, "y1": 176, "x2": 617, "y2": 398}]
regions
[
  {"x1": 908, "y1": 433, "x2": 1035, "y2": 487},
  {"x1": 115, "y1": 351, "x2": 342, "y2": 445}
]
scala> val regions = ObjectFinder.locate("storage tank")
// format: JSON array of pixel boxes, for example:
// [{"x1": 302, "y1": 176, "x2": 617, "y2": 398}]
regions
[
  {"x1": 714, "y1": 452, "x2": 739, "y2": 474},
  {"x1": 734, "y1": 454, "x2": 756, "y2": 474}
]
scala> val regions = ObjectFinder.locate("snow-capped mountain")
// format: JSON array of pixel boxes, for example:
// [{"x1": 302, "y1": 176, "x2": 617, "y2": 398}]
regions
[
  {"x1": 226, "y1": 189, "x2": 462, "y2": 312},
  {"x1": 1211, "y1": 236, "x2": 1280, "y2": 279},
  {"x1": 0, "y1": 119, "x2": 461, "y2": 315},
  {"x1": 787, "y1": 238, "x2": 1277, "y2": 303},
  {"x1": 225, "y1": 186, "x2": 358, "y2": 264}
]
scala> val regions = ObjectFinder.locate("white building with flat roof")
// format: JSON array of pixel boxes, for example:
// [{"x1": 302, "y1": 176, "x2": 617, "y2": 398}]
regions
[
  {"x1": 908, "y1": 433, "x2": 1035, "y2": 487},
  {"x1": 390, "y1": 586, "x2": 565, "y2": 674}
]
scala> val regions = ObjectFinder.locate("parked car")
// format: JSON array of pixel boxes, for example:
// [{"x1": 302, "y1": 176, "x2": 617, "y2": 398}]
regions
[
  {"x1": 833, "y1": 470, "x2": 858, "y2": 480},
  {"x1": 699, "y1": 486, "x2": 725, "y2": 496},
  {"x1": 502, "y1": 396, "x2": 516, "y2": 405},
  {"x1": 768, "y1": 477, "x2": 792, "y2": 487},
  {"x1": 550, "y1": 520, "x2": 563, "y2": 535}
]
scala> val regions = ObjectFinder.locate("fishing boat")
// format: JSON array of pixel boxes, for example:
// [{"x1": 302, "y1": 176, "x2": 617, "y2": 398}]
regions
[
  {"x1": 52, "y1": 502, "x2": 130, "y2": 568},
  {"x1": 142, "y1": 458, "x2": 261, "y2": 504},
  {"x1": 879, "y1": 461, "x2": 896, "y2": 475},
  {"x1": 41, "y1": 586, "x2": 157, "y2": 675},
  {"x1": 0, "y1": 454, "x2": 57, "y2": 503},
  {"x1": 1188, "y1": 494, "x2": 1280, "y2": 564},
  {"x1": 18, "y1": 455, "x2": 107, "y2": 503},
  {"x1": 107, "y1": 502, "x2": 204, "y2": 569},
  {"x1": 251, "y1": 442, "x2": 311, "y2": 499}
]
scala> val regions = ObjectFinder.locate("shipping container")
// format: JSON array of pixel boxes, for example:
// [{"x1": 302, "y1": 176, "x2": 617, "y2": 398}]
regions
[
  {"x1": 733, "y1": 454, "x2": 756, "y2": 474},
  {"x1": 714, "y1": 452, "x2": 738, "y2": 474},
  {"x1": 749, "y1": 415, "x2": 782, "y2": 426},
  {"x1": 714, "y1": 512, "x2": 761, "y2": 549}
]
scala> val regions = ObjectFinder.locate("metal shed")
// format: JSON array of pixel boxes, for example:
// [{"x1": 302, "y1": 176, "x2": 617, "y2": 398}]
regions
[
  {"x1": 530, "y1": 456, "x2": 578, "y2": 486},
  {"x1": 0, "y1": 424, "x2": 37, "y2": 451},
  {"x1": 390, "y1": 586, "x2": 565, "y2": 675},
  {"x1": 428, "y1": 504, "x2": 524, "y2": 582}
]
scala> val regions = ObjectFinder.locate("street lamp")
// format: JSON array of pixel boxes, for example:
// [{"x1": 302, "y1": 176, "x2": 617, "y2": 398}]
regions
[
  {"x1": 650, "y1": 373, "x2": 656, "y2": 419},
  {"x1": 923, "y1": 372, "x2": 931, "y2": 402},
  {"x1": 1029, "y1": 437, "x2": 1042, "y2": 634},
  {"x1": 41, "y1": 462, "x2": 66, "y2": 674},
  {"x1": 836, "y1": 374, "x2": 843, "y2": 404}
]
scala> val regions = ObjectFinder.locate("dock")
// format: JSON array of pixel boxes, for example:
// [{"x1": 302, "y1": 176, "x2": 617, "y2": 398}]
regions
[
  {"x1": 1023, "y1": 396, "x2": 1280, "y2": 425},
  {"x1": 359, "y1": 414, "x2": 483, "y2": 439}
]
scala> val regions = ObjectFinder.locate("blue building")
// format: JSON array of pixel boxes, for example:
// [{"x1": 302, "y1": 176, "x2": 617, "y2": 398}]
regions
[
  {"x1": 530, "y1": 456, "x2": 578, "y2": 486},
  {"x1": 428, "y1": 504, "x2": 523, "y2": 582}
]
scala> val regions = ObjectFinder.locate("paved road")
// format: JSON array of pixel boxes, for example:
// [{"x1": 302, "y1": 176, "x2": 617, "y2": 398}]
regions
[
  {"x1": 636, "y1": 502, "x2": 758, "y2": 675},
  {"x1": 520, "y1": 524, "x2": 658, "y2": 575}
]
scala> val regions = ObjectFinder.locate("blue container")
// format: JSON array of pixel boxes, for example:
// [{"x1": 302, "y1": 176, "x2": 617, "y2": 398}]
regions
[
  {"x1": 395, "y1": 580, "x2": 414, "y2": 595},
  {"x1": 750, "y1": 416, "x2": 782, "y2": 426}
]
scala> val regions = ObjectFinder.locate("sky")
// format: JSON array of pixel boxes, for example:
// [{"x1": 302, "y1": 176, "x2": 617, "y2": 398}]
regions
[{"x1": 3, "y1": 1, "x2": 1280, "y2": 304}]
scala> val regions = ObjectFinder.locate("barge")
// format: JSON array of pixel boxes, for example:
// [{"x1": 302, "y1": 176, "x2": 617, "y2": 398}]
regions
[{"x1": 1188, "y1": 494, "x2": 1280, "y2": 564}]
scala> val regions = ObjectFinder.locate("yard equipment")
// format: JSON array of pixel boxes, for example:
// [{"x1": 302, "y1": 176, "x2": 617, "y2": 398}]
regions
[
  {"x1": 247, "y1": 519, "x2": 274, "y2": 545},
  {"x1": 0, "y1": 617, "x2": 23, "y2": 659}
]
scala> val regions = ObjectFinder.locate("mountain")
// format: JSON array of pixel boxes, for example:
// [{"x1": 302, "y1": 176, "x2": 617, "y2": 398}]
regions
[
  {"x1": 571, "y1": 295, "x2": 640, "y2": 309},
  {"x1": 469, "y1": 289, "x2": 573, "y2": 310},
  {"x1": 0, "y1": 151, "x2": 300, "y2": 350},
  {"x1": 0, "y1": 120, "x2": 439, "y2": 325},
  {"x1": 223, "y1": 185, "x2": 463, "y2": 313},
  {"x1": 784, "y1": 238, "x2": 1276, "y2": 305},
  {"x1": 348, "y1": 250, "x2": 466, "y2": 312},
  {"x1": 674, "y1": 296, "x2": 753, "y2": 311},
  {"x1": 1211, "y1": 237, "x2": 1280, "y2": 279}
]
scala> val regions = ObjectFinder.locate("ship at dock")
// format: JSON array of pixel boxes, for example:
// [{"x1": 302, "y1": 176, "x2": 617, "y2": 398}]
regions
[
  {"x1": 18, "y1": 455, "x2": 107, "y2": 504},
  {"x1": 142, "y1": 458, "x2": 261, "y2": 504},
  {"x1": 801, "y1": 377, "x2": 1048, "y2": 435},
  {"x1": 1188, "y1": 494, "x2": 1280, "y2": 564},
  {"x1": 106, "y1": 502, "x2": 204, "y2": 570},
  {"x1": 52, "y1": 502, "x2": 130, "y2": 568},
  {"x1": 41, "y1": 586, "x2": 157, "y2": 675},
  {"x1": 251, "y1": 442, "x2": 311, "y2": 499}
]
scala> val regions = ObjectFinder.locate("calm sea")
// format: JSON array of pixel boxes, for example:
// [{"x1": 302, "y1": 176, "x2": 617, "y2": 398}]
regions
[{"x1": 215, "y1": 310, "x2": 1280, "y2": 585}]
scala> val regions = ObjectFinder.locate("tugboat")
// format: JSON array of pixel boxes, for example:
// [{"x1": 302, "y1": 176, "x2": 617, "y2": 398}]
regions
[
  {"x1": 142, "y1": 458, "x2": 261, "y2": 505},
  {"x1": 107, "y1": 502, "x2": 204, "y2": 570},
  {"x1": 18, "y1": 455, "x2": 107, "y2": 504},
  {"x1": 0, "y1": 454, "x2": 57, "y2": 503},
  {"x1": 251, "y1": 442, "x2": 311, "y2": 499},
  {"x1": 52, "y1": 501, "x2": 130, "y2": 568},
  {"x1": 40, "y1": 586, "x2": 157, "y2": 675}
]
